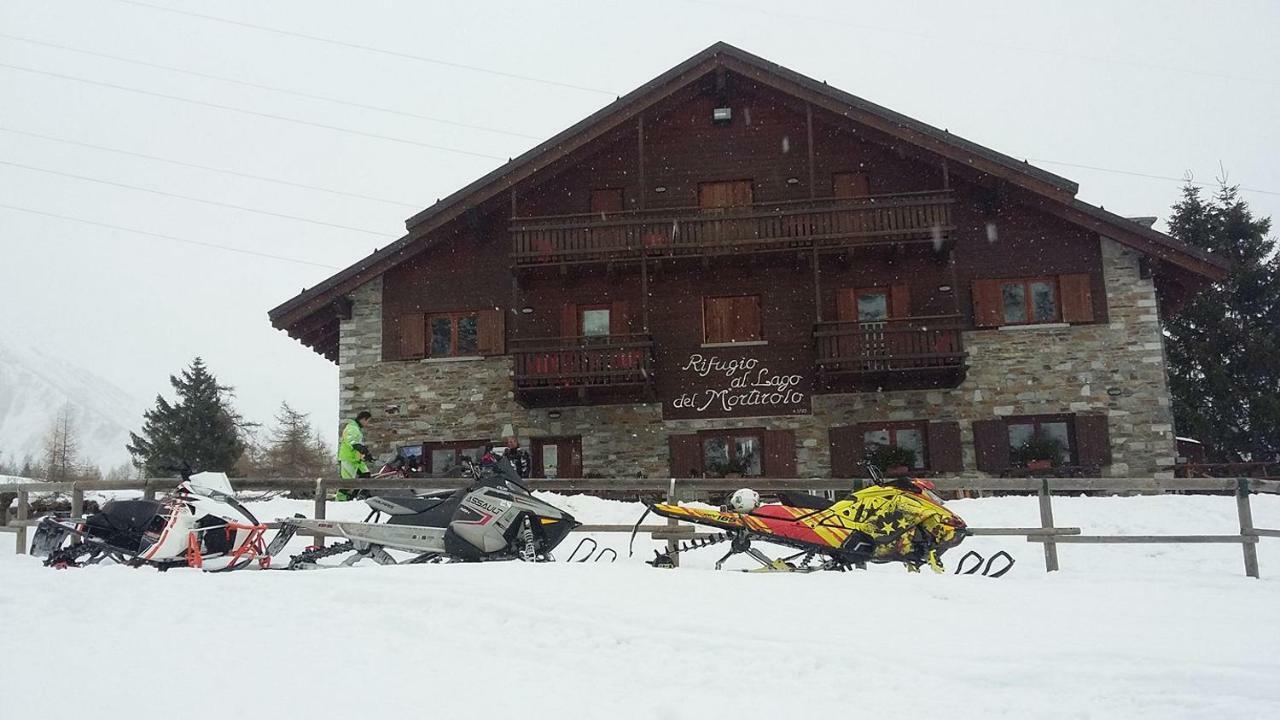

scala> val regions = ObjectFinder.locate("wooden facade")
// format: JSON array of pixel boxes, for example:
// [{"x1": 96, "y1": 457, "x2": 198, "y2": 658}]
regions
[{"x1": 270, "y1": 43, "x2": 1228, "y2": 480}]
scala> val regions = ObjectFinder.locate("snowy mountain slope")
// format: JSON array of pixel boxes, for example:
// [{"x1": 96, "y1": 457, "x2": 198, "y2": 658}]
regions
[{"x1": 0, "y1": 339, "x2": 146, "y2": 470}]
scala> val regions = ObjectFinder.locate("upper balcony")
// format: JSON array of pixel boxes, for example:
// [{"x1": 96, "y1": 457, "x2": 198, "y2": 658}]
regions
[
  {"x1": 813, "y1": 315, "x2": 968, "y2": 392},
  {"x1": 511, "y1": 334, "x2": 656, "y2": 407},
  {"x1": 511, "y1": 190, "x2": 954, "y2": 268}
]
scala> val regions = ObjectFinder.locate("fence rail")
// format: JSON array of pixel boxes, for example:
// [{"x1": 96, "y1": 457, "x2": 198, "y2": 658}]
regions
[{"x1": 4, "y1": 476, "x2": 1277, "y2": 577}]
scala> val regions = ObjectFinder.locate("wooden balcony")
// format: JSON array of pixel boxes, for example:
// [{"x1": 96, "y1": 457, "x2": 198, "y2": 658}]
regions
[
  {"x1": 511, "y1": 190, "x2": 953, "y2": 268},
  {"x1": 511, "y1": 334, "x2": 656, "y2": 407},
  {"x1": 814, "y1": 316, "x2": 967, "y2": 392}
]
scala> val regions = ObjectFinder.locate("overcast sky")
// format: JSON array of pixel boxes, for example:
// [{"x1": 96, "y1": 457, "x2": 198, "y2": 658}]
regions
[{"x1": 2, "y1": 0, "x2": 1277, "y2": 448}]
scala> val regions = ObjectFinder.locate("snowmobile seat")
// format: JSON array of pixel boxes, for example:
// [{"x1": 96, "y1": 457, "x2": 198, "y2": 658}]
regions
[
  {"x1": 778, "y1": 491, "x2": 835, "y2": 511},
  {"x1": 382, "y1": 489, "x2": 467, "y2": 528},
  {"x1": 85, "y1": 499, "x2": 165, "y2": 551}
]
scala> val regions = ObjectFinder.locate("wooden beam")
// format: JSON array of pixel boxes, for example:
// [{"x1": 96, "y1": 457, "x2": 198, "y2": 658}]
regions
[
  {"x1": 806, "y1": 101, "x2": 816, "y2": 198},
  {"x1": 637, "y1": 115, "x2": 646, "y2": 210}
]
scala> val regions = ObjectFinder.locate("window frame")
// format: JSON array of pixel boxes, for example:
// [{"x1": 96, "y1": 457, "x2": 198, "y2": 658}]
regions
[
  {"x1": 861, "y1": 420, "x2": 929, "y2": 470},
  {"x1": 702, "y1": 294, "x2": 762, "y2": 344},
  {"x1": 1005, "y1": 414, "x2": 1077, "y2": 465},
  {"x1": 423, "y1": 439, "x2": 488, "y2": 476},
  {"x1": 426, "y1": 310, "x2": 481, "y2": 357},
  {"x1": 853, "y1": 287, "x2": 891, "y2": 322},
  {"x1": 578, "y1": 303, "x2": 612, "y2": 338},
  {"x1": 998, "y1": 277, "x2": 1060, "y2": 326},
  {"x1": 697, "y1": 428, "x2": 765, "y2": 478}
]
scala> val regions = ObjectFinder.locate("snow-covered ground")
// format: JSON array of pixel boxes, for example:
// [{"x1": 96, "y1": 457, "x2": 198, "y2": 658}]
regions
[{"x1": 3, "y1": 492, "x2": 1279, "y2": 719}]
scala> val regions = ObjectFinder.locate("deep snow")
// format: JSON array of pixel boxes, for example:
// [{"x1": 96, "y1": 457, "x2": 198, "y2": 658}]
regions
[{"x1": 2, "y1": 492, "x2": 1279, "y2": 719}]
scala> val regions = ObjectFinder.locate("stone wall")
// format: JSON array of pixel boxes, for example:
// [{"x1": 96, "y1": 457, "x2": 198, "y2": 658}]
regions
[{"x1": 338, "y1": 237, "x2": 1177, "y2": 478}]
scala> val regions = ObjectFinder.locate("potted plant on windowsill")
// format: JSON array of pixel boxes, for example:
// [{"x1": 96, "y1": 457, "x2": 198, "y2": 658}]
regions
[
  {"x1": 865, "y1": 443, "x2": 918, "y2": 478},
  {"x1": 1012, "y1": 434, "x2": 1065, "y2": 473}
]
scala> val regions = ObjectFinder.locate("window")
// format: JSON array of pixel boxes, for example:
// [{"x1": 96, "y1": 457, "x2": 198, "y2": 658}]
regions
[
  {"x1": 862, "y1": 422, "x2": 927, "y2": 469},
  {"x1": 701, "y1": 431, "x2": 763, "y2": 477},
  {"x1": 1006, "y1": 416, "x2": 1075, "y2": 466},
  {"x1": 999, "y1": 278, "x2": 1058, "y2": 325},
  {"x1": 855, "y1": 290, "x2": 889, "y2": 322},
  {"x1": 580, "y1": 305, "x2": 611, "y2": 337},
  {"x1": 704, "y1": 295, "x2": 762, "y2": 344},
  {"x1": 425, "y1": 440, "x2": 487, "y2": 477},
  {"x1": 427, "y1": 312, "x2": 479, "y2": 357}
]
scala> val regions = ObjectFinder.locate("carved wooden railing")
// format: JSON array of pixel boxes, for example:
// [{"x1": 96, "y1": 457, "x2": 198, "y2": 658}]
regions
[
  {"x1": 511, "y1": 334, "x2": 655, "y2": 391},
  {"x1": 814, "y1": 315, "x2": 966, "y2": 374},
  {"x1": 511, "y1": 190, "x2": 953, "y2": 266}
]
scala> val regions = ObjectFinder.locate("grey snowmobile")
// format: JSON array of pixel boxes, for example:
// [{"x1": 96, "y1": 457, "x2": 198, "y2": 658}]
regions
[{"x1": 279, "y1": 450, "x2": 581, "y2": 569}]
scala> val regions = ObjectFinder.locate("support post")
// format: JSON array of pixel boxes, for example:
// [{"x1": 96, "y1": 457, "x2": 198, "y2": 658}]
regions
[
  {"x1": 637, "y1": 115, "x2": 646, "y2": 210},
  {"x1": 665, "y1": 478, "x2": 679, "y2": 568},
  {"x1": 313, "y1": 478, "x2": 327, "y2": 549},
  {"x1": 71, "y1": 486, "x2": 83, "y2": 519},
  {"x1": 15, "y1": 490, "x2": 29, "y2": 555},
  {"x1": 143, "y1": 480, "x2": 156, "y2": 501},
  {"x1": 1237, "y1": 478, "x2": 1260, "y2": 578},
  {"x1": 1038, "y1": 478, "x2": 1059, "y2": 572},
  {"x1": 812, "y1": 247, "x2": 822, "y2": 323},
  {"x1": 805, "y1": 102, "x2": 815, "y2": 197}
]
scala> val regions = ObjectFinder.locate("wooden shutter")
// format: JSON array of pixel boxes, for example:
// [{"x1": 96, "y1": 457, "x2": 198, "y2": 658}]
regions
[
  {"x1": 590, "y1": 188, "x2": 624, "y2": 215},
  {"x1": 561, "y1": 303, "x2": 578, "y2": 339},
  {"x1": 704, "y1": 297, "x2": 728, "y2": 343},
  {"x1": 835, "y1": 288, "x2": 857, "y2": 322},
  {"x1": 972, "y1": 419, "x2": 1010, "y2": 473},
  {"x1": 399, "y1": 313, "x2": 425, "y2": 359},
  {"x1": 972, "y1": 279, "x2": 1004, "y2": 328},
  {"x1": 762, "y1": 429, "x2": 796, "y2": 478},
  {"x1": 734, "y1": 296, "x2": 761, "y2": 341},
  {"x1": 1059, "y1": 273, "x2": 1095, "y2": 324},
  {"x1": 477, "y1": 308, "x2": 505, "y2": 356},
  {"x1": 829, "y1": 425, "x2": 863, "y2": 478},
  {"x1": 1074, "y1": 414, "x2": 1111, "y2": 468},
  {"x1": 832, "y1": 172, "x2": 870, "y2": 198},
  {"x1": 890, "y1": 284, "x2": 911, "y2": 319},
  {"x1": 668, "y1": 434, "x2": 703, "y2": 478},
  {"x1": 926, "y1": 422, "x2": 963, "y2": 473},
  {"x1": 610, "y1": 300, "x2": 630, "y2": 335},
  {"x1": 699, "y1": 180, "x2": 753, "y2": 209}
]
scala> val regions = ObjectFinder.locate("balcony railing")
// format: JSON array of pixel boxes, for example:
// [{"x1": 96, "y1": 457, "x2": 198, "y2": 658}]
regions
[
  {"x1": 814, "y1": 315, "x2": 967, "y2": 388},
  {"x1": 511, "y1": 190, "x2": 953, "y2": 267},
  {"x1": 511, "y1": 334, "x2": 655, "y2": 406}
]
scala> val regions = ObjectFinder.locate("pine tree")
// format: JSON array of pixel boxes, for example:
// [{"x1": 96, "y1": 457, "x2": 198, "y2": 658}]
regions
[
  {"x1": 127, "y1": 357, "x2": 247, "y2": 476},
  {"x1": 1164, "y1": 183, "x2": 1280, "y2": 462},
  {"x1": 258, "y1": 402, "x2": 333, "y2": 479}
]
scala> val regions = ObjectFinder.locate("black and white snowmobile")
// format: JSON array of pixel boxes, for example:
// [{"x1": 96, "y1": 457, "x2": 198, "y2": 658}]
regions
[
  {"x1": 30, "y1": 471, "x2": 285, "y2": 572},
  {"x1": 280, "y1": 449, "x2": 579, "y2": 569}
]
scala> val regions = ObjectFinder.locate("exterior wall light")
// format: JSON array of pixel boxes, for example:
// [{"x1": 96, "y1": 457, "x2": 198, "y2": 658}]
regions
[
  {"x1": 654, "y1": 186, "x2": 667, "y2": 193},
  {"x1": 520, "y1": 307, "x2": 534, "y2": 314},
  {"x1": 712, "y1": 106, "x2": 732, "y2": 124},
  {"x1": 785, "y1": 177, "x2": 800, "y2": 185},
  {"x1": 548, "y1": 411, "x2": 562, "y2": 419}
]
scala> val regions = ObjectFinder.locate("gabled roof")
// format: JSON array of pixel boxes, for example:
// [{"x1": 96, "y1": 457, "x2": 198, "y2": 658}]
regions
[{"x1": 269, "y1": 41, "x2": 1229, "y2": 359}]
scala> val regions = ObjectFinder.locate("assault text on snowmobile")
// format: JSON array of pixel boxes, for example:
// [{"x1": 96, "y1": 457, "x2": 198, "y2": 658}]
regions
[
  {"x1": 30, "y1": 470, "x2": 287, "y2": 572},
  {"x1": 279, "y1": 448, "x2": 582, "y2": 569},
  {"x1": 632, "y1": 462, "x2": 1012, "y2": 576}
]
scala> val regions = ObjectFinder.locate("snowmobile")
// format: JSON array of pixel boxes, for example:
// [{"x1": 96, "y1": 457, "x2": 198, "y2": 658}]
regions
[
  {"x1": 632, "y1": 462, "x2": 1008, "y2": 575},
  {"x1": 30, "y1": 470, "x2": 285, "y2": 572},
  {"x1": 279, "y1": 448, "x2": 581, "y2": 569}
]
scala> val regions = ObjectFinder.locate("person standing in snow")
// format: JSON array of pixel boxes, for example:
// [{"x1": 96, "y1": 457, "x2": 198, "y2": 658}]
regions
[
  {"x1": 336, "y1": 410, "x2": 373, "y2": 501},
  {"x1": 502, "y1": 432, "x2": 531, "y2": 479}
]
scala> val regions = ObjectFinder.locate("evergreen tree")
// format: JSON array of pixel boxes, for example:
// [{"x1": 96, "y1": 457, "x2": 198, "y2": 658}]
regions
[
  {"x1": 1164, "y1": 183, "x2": 1280, "y2": 462},
  {"x1": 127, "y1": 357, "x2": 247, "y2": 475},
  {"x1": 258, "y1": 402, "x2": 332, "y2": 479}
]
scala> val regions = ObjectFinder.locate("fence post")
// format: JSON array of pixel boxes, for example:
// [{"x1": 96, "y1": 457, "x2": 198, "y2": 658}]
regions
[
  {"x1": 312, "y1": 478, "x2": 326, "y2": 549},
  {"x1": 1038, "y1": 478, "x2": 1059, "y2": 572},
  {"x1": 143, "y1": 479, "x2": 156, "y2": 501},
  {"x1": 666, "y1": 478, "x2": 679, "y2": 568},
  {"x1": 70, "y1": 486, "x2": 83, "y2": 519},
  {"x1": 1236, "y1": 478, "x2": 1260, "y2": 579},
  {"x1": 15, "y1": 490, "x2": 29, "y2": 555}
]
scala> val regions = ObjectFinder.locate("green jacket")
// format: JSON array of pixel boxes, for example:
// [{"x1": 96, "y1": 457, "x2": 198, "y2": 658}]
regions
[{"x1": 338, "y1": 419, "x2": 366, "y2": 464}]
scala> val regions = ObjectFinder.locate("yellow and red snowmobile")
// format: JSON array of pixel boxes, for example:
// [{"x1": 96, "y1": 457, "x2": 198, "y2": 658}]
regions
[{"x1": 632, "y1": 464, "x2": 1001, "y2": 575}]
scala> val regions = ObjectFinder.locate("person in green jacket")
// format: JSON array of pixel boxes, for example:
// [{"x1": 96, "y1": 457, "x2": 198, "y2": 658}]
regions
[{"x1": 336, "y1": 410, "x2": 372, "y2": 501}]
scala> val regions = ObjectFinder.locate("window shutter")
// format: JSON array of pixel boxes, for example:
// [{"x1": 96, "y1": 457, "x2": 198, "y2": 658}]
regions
[
  {"x1": 735, "y1": 296, "x2": 761, "y2": 341},
  {"x1": 561, "y1": 303, "x2": 578, "y2": 339},
  {"x1": 926, "y1": 421, "x2": 963, "y2": 473},
  {"x1": 835, "y1": 288, "x2": 857, "y2": 322},
  {"x1": 668, "y1": 434, "x2": 703, "y2": 478},
  {"x1": 590, "y1": 188, "x2": 624, "y2": 215},
  {"x1": 891, "y1": 284, "x2": 912, "y2": 319},
  {"x1": 704, "y1": 297, "x2": 728, "y2": 343},
  {"x1": 399, "y1": 313, "x2": 425, "y2": 359},
  {"x1": 832, "y1": 172, "x2": 870, "y2": 198},
  {"x1": 1074, "y1": 414, "x2": 1111, "y2": 469},
  {"x1": 829, "y1": 425, "x2": 863, "y2": 478},
  {"x1": 971, "y1": 280, "x2": 1003, "y2": 328},
  {"x1": 762, "y1": 429, "x2": 796, "y2": 478},
  {"x1": 477, "y1": 308, "x2": 505, "y2": 356},
  {"x1": 972, "y1": 419, "x2": 1010, "y2": 473},
  {"x1": 610, "y1": 300, "x2": 630, "y2": 336},
  {"x1": 1059, "y1": 273, "x2": 1095, "y2": 324}
]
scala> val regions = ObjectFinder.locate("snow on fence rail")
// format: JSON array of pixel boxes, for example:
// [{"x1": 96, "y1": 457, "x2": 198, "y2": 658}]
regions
[{"x1": 3, "y1": 476, "x2": 1278, "y2": 577}]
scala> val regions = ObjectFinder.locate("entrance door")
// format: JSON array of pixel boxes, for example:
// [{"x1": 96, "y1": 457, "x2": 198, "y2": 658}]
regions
[
  {"x1": 837, "y1": 288, "x2": 890, "y2": 371},
  {"x1": 533, "y1": 437, "x2": 583, "y2": 479}
]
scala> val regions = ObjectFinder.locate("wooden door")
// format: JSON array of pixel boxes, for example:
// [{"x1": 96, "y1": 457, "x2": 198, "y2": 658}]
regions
[
  {"x1": 698, "y1": 180, "x2": 753, "y2": 250},
  {"x1": 533, "y1": 437, "x2": 582, "y2": 479},
  {"x1": 590, "y1": 188, "x2": 625, "y2": 252}
]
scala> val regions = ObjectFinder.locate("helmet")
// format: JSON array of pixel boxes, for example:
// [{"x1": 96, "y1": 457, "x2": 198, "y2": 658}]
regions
[{"x1": 728, "y1": 488, "x2": 761, "y2": 513}]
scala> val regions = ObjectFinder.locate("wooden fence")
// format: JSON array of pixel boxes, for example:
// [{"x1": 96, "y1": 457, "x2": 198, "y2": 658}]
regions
[{"x1": 3, "y1": 476, "x2": 1277, "y2": 577}]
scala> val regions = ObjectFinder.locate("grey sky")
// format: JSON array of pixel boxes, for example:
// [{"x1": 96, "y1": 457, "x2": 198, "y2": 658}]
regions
[{"x1": 2, "y1": 0, "x2": 1277, "y2": 451}]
